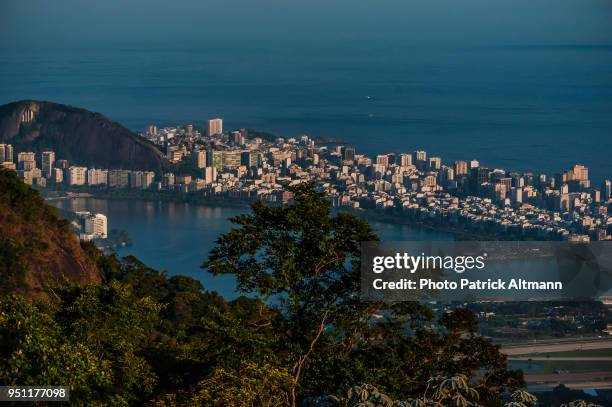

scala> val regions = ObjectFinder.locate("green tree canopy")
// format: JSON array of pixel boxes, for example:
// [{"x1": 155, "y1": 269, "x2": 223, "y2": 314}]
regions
[{"x1": 204, "y1": 183, "x2": 521, "y2": 406}]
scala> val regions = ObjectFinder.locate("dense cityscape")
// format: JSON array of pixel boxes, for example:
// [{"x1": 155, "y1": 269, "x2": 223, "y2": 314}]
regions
[{"x1": 2, "y1": 115, "x2": 611, "y2": 242}]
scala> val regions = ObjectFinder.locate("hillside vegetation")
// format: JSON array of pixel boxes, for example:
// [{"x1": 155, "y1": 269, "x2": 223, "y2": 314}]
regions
[
  {"x1": 0, "y1": 169, "x2": 101, "y2": 297},
  {"x1": 0, "y1": 176, "x2": 604, "y2": 406}
]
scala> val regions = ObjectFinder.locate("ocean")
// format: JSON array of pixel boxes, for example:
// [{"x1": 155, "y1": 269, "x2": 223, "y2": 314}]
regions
[{"x1": 1, "y1": 45, "x2": 611, "y2": 182}]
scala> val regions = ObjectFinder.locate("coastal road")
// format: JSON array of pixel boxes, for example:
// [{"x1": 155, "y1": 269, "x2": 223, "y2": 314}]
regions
[
  {"x1": 503, "y1": 338, "x2": 612, "y2": 390},
  {"x1": 502, "y1": 338, "x2": 612, "y2": 356},
  {"x1": 524, "y1": 371, "x2": 612, "y2": 391}
]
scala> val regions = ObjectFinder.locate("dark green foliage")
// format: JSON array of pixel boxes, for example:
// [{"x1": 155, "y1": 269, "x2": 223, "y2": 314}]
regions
[
  {"x1": 0, "y1": 283, "x2": 161, "y2": 406},
  {"x1": 0, "y1": 176, "x2": 525, "y2": 406},
  {"x1": 0, "y1": 169, "x2": 65, "y2": 225},
  {"x1": 204, "y1": 182, "x2": 521, "y2": 406}
]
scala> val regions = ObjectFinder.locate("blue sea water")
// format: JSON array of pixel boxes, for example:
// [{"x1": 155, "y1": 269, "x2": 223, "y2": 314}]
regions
[{"x1": 1, "y1": 44, "x2": 611, "y2": 182}]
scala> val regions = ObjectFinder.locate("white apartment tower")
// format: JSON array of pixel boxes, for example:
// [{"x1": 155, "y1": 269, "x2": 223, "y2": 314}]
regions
[
  {"x1": 83, "y1": 213, "x2": 108, "y2": 239},
  {"x1": 207, "y1": 118, "x2": 223, "y2": 136},
  {"x1": 87, "y1": 168, "x2": 108, "y2": 185},
  {"x1": 0, "y1": 144, "x2": 14, "y2": 163},
  {"x1": 68, "y1": 166, "x2": 87, "y2": 185}
]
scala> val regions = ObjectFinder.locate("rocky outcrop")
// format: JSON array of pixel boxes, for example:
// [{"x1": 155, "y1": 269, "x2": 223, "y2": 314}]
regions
[
  {"x1": 0, "y1": 169, "x2": 101, "y2": 298},
  {"x1": 0, "y1": 100, "x2": 170, "y2": 173}
]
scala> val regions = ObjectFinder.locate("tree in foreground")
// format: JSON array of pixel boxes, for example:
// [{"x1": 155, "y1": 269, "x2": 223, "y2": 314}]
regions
[
  {"x1": 205, "y1": 182, "x2": 382, "y2": 406},
  {"x1": 0, "y1": 281, "x2": 162, "y2": 405},
  {"x1": 204, "y1": 182, "x2": 522, "y2": 406},
  {"x1": 0, "y1": 176, "x2": 603, "y2": 406}
]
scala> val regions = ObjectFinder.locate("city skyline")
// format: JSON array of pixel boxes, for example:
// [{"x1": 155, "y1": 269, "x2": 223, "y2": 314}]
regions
[{"x1": 3, "y1": 114, "x2": 611, "y2": 243}]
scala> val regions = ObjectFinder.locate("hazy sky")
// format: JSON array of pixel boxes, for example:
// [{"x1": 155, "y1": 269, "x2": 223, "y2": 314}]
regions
[{"x1": 2, "y1": 0, "x2": 611, "y2": 50}]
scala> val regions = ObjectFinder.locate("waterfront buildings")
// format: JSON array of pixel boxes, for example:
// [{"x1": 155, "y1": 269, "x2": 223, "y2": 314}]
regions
[
  {"x1": 87, "y1": 168, "x2": 108, "y2": 186},
  {"x1": 130, "y1": 171, "x2": 155, "y2": 190},
  {"x1": 6, "y1": 119, "x2": 612, "y2": 242},
  {"x1": 68, "y1": 166, "x2": 87, "y2": 186},
  {"x1": 77, "y1": 212, "x2": 108, "y2": 240},
  {"x1": 108, "y1": 169, "x2": 130, "y2": 188}
]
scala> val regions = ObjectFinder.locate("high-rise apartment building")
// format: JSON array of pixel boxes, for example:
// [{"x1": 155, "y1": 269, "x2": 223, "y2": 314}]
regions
[
  {"x1": 129, "y1": 171, "x2": 143, "y2": 189},
  {"x1": 0, "y1": 144, "x2": 13, "y2": 163},
  {"x1": 567, "y1": 164, "x2": 589, "y2": 181},
  {"x1": 563, "y1": 164, "x2": 590, "y2": 190},
  {"x1": 413, "y1": 150, "x2": 427, "y2": 162},
  {"x1": 399, "y1": 153, "x2": 412, "y2": 167},
  {"x1": 68, "y1": 166, "x2": 87, "y2": 185},
  {"x1": 166, "y1": 145, "x2": 183, "y2": 162},
  {"x1": 428, "y1": 157, "x2": 442, "y2": 171},
  {"x1": 470, "y1": 167, "x2": 492, "y2": 194},
  {"x1": 52, "y1": 168, "x2": 63, "y2": 184},
  {"x1": 241, "y1": 151, "x2": 262, "y2": 168},
  {"x1": 108, "y1": 170, "x2": 130, "y2": 188},
  {"x1": 17, "y1": 152, "x2": 36, "y2": 171},
  {"x1": 81, "y1": 213, "x2": 108, "y2": 239},
  {"x1": 511, "y1": 187, "x2": 523, "y2": 203},
  {"x1": 376, "y1": 154, "x2": 389, "y2": 168},
  {"x1": 163, "y1": 173, "x2": 175, "y2": 188},
  {"x1": 602, "y1": 179, "x2": 612, "y2": 201},
  {"x1": 145, "y1": 172, "x2": 155, "y2": 189},
  {"x1": 204, "y1": 167, "x2": 217, "y2": 184},
  {"x1": 454, "y1": 161, "x2": 468, "y2": 176},
  {"x1": 87, "y1": 168, "x2": 108, "y2": 185},
  {"x1": 19, "y1": 168, "x2": 42, "y2": 185},
  {"x1": 230, "y1": 131, "x2": 245, "y2": 145},
  {"x1": 55, "y1": 159, "x2": 69, "y2": 169},
  {"x1": 222, "y1": 150, "x2": 242, "y2": 169},
  {"x1": 41, "y1": 151, "x2": 55, "y2": 178},
  {"x1": 342, "y1": 147, "x2": 355, "y2": 162},
  {"x1": 193, "y1": 151, "x2": 206, "y2": 168},
  {"x1": 146, "y1": 125, "x2": 158, "y2": 137},
  {"x1": 128, "y1": 171, "x2": 155, "y2": 189},
  {"x1": 439, "y1": 166, "x2": 454, "y2": 184},
  {"x1": 207, "y1": 118, "x2": 223, "y2": 136}
]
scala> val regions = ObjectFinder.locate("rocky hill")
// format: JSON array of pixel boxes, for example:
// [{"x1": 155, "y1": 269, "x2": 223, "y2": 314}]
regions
[
  {"x1": 0, "y1": 169, "x2": 101, "y2": 297},
  {"x1": 0, "y1": 100, "x2": 170, "y2": 173}
]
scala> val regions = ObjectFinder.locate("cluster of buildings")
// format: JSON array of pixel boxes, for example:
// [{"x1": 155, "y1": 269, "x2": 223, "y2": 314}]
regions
[
  {"x1": 0, "y1": 146, "x2": 157, "y2": 191},
  {"x1": 2, "y1": 117, "x2": 612, "y2": 241}
]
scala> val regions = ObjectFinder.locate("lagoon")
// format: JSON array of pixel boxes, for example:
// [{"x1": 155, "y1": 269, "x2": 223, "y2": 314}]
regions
[{"x1": 50, "y1": 197, "x2": 453, "y2": 298}]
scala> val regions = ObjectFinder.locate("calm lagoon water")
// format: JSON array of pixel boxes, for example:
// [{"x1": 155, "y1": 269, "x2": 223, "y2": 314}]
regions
[{"x1": 50, "y1": 198, "x2": 453, "y2": 298}]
